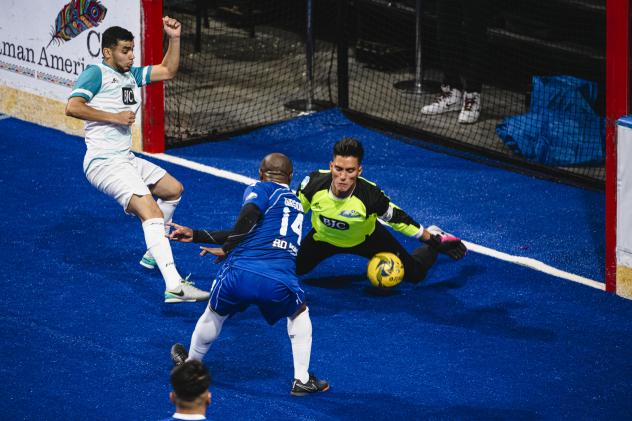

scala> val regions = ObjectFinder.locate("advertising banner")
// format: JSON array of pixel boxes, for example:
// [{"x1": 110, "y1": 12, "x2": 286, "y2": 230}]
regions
[{"x1": 0, "y1": 0, "x2": 141, "y2": 101}]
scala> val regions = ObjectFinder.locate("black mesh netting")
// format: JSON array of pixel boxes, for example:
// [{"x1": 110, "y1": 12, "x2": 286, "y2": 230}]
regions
[
  {"x1": 163, "y1": 0, "x2": 607, "y2": 185},
  {"x1": 163, "y1": 0, "x2": 338, "y2": 143}
]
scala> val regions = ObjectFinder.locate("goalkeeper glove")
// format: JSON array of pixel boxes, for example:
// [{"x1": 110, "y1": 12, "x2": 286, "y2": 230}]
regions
[{"x1": 424, "y1": 231, "x2": 467, "y2": 260}]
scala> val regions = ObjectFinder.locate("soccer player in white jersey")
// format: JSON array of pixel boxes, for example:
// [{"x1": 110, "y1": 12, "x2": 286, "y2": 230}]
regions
[{"x1": 65, "y1": 18, "x2": 208, "y2": 303}]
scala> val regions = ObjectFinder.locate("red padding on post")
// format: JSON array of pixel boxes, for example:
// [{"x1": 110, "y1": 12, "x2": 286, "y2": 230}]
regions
[
  {"x1": 141, "y1": 0, "x2": 164, "y2": 153},
  {"x1": 605, "y1": 0, "x2": 630, "y2": 292}
]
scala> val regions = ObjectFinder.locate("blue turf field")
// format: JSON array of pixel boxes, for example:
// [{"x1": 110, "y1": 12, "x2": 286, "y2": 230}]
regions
[{"x1": 1, "y1": 110, "x2": 630, "y2": 420}]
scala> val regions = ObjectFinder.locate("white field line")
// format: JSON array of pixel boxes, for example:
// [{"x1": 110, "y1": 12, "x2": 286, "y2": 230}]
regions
[
  {"x1": 144, "y1": 151, "x2": 605, "y2": 291},
  {"x1": 0, "y1": 115, "x2": 10, "y2": 121},
  {"x1": 463, "y1": 241, "x2": 604, "y2": 290},
  {"x1": 146, "y1": 152, "x2": 258, "y2": 185}
]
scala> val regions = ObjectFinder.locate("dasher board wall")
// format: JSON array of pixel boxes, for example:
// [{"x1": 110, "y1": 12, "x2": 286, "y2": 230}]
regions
[
  {"x1": 617, "y1": 117, "x2": 632, "y2": 298},
  {"x1": 0, "y1": 0, "x2": 143, "y2": 146}
]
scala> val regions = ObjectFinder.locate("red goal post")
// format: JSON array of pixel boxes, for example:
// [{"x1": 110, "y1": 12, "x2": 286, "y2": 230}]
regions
[
  {"x1": 141, "y1": 0, "x2": 165, "y2": 153},
  {"x1": 606, "y1": 0, "x2": 630, "y2": 294}
]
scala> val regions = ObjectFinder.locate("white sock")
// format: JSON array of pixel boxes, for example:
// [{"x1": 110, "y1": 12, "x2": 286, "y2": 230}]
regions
[
  {"x1": 157, "y1": 197, "x2": 181, "y2": 234},
  {"x1": 145, "y1": 197, "x2": 182, "y2": 259},
  {"x1": 287, "y1": 307, "x2": 312, "y2": 383},
  {"x1": 188, "y1": 306, "x2": 227, "y2": 361},
  {"x1": 142, "y1": 218, "x2": 182, "y2": 291}
]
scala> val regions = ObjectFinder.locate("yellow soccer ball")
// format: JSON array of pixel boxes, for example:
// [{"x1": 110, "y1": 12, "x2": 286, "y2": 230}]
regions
[{"x1": 367, "y1": 252, "x2": 405, "y2": 288}]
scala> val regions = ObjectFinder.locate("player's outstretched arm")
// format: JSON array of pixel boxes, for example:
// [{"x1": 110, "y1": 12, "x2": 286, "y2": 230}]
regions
[
  {"x1": 194, "y1": 203, "x2": 263, "y2": 262},
  {"x1": 65, "y1": 96, "x2": 135, "y2": 125},
  {"x1": 378, "y1": 199, "x2": 466, "y2": 260},
  {"x1": 168, "y1": 222, "x2": 232, "y2": 245},
  {"x1": 379, "y1": 202, "x2": 427, "y2": 239},
  {"x1": 150, "y1": 16, "x2": 181, "y2": 82},
  {"x1": 167, "y1": 222, "x2": 194, "y2": 242},
  {"x1": 199, "y1": 246, "x2": 226, "y2": 263}
]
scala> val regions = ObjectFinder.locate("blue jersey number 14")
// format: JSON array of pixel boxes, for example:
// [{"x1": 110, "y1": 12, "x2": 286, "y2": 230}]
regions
[{"x1": 280, "y1": 207, "x2": 303, "y2": 245}]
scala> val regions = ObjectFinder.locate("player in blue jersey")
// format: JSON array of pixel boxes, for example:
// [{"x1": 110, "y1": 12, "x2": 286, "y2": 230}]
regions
[
  {"x1": 65, "y1": 19, "x2": 208, "y2": 303},
  {"x1": 161, "y1": 360, "x2": 211, "y2": 421},
  {"x1": 168, "y1": 153, "x2": 329, "y2": 396}
]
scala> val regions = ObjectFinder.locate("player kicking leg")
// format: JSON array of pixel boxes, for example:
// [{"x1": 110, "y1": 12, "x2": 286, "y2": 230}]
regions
[
  {"x1": 65, "y1": 19, "x2": 207, "y2": 303},
  {"x1": 132, "y1": 202, "x2": 208, "y2": 303},
  {"x1": 85, "y1": 156, "x2": 208, "y2": 303},
  {"x1": 139, "y1": 173, "x2": 183, "y2": 270}
]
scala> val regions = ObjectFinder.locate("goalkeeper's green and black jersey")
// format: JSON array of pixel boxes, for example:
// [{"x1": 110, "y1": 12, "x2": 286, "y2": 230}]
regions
[{"x1": 297, "y1": 170, "x2": 422, "y2": 248}]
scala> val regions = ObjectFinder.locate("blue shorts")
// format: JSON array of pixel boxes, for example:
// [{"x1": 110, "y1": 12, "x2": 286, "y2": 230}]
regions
[{"x1": 209, "y1": 264, "x2": 305, "y2": 325}]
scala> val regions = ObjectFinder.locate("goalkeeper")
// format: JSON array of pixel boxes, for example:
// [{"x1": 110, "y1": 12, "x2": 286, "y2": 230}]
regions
[{"x1": 296, "y1": 137, "x2": 467, "y2": 283}]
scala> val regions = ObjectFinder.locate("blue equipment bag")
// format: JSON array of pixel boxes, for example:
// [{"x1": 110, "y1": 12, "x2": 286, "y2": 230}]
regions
[{"x1": 496, "y1": 75, "x2": 605, "y2": 166}]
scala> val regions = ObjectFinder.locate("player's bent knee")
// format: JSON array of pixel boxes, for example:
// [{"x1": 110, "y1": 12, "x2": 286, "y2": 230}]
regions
[
  {"x1": 176, "y1": 181, "x2": 184, "y2": 197},
  {"x1": 167, "y1": 180, "x2": 184, "y2": 200},
  {"x1": 128, "y1": 194, "x2": 164, "y2": 220},
  {"x1": 151, "y1": 173, "x2": 184, "y2": 201}
]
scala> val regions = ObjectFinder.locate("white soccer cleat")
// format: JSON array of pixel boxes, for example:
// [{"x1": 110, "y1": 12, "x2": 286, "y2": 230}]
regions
[
  {"x1": 421, "y1": 85, "x2": 463, "y2": 115},
  {"x1": 458, "y1": 91, "x2": 481, "y2": 124},
  {"x1": 164, "y1": 277, "x2": 210, "y2": 303}
]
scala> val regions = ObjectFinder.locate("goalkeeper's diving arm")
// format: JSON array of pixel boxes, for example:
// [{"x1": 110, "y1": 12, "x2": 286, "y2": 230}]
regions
[{"x1": 378, "y1": 204, "x2": 466, "y2": 260}]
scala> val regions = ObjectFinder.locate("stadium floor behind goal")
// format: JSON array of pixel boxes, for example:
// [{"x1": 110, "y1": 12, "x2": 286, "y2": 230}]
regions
[{"x1": 1, "y1": 109, "x2": 630, "y2": 420}]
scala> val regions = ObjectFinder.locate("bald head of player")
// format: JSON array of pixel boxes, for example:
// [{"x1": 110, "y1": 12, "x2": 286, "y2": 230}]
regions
[{"x1": 259, "y1": 153, "x2": 293, "y2": 185}]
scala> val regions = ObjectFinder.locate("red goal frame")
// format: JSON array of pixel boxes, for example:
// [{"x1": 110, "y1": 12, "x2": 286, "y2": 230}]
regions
[
  {"x1": 140, "y1": 0, "x2": 630, "y2": 294},
  {"x1": 605, "y1": 0, "x2": 630, "y2": 293},
  {"x1": 141, "y1": 0, "x2": 165, "y2": 154}
]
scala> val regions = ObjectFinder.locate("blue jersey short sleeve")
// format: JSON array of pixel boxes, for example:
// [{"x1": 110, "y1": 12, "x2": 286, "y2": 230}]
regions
[
  {"x1": 242, "y1": 183, "x2": 270, "y2": 211},
  {"x1": 129, "y1": 65, "x2": 152, "y2": 87},
  {"x1": 69, "y1": 65, "x2": 102, "y2": 101}
]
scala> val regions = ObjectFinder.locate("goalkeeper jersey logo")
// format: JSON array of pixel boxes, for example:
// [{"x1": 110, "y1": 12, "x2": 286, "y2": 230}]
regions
[
  {"x1": 319, "y1": 215, "x2": 349, "y2": 230},
  {"x1": 339, "y1": 209, "x2": 361, "y2": 218}
]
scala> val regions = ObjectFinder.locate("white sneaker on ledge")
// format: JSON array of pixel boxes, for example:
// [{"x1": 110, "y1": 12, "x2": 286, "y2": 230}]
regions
[
  {"x1": 421, "y1": 85, "x2": 463, "y2": 115},
  {"x1": 458, "y1": 91, "x2": 481, "y2": 124}
]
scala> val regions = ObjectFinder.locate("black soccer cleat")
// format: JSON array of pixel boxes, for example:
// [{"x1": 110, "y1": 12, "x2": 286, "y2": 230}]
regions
[
  {"x1": 290, "y1": 373, "x2": 330, "y2": 396},
  {"x1": 170, "y1": 343, "x2": 188, "y2": 367}
]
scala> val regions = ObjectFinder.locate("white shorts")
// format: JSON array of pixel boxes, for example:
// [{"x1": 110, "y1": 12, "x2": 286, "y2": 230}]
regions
[{"x1": 84, "y1": 154, "x2": 167, "y2": 213}]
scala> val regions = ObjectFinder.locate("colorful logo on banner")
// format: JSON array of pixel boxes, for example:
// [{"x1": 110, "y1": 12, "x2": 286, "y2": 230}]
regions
[{"x1": 48, "y1": 0, "x2": 107, "y2": 48}]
